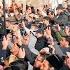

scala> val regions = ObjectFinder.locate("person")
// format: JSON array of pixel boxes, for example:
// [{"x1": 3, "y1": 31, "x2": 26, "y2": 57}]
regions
[
  {"x1": 21, "y1": 34, "x2": 37, "y2": 65},
  {"x1": 59, "y1": 37, "x2": 70, "y2": 55},
  {"x1": 0, "y1": 33, "x2": 37, "y2": 68},
  {"x1": 59, "y1": 52, "x2": 70, "y2": 70},
  {"x1": 43, "y1": 16, "x2": 50, "y2": 26},
  {"x1": 47, "y1": 9, "x2": 55, "y2": 25},
  {"x1": 4, "y1": 59, "x2": 28, "y2": 70},
  {"x1": 35, "y1": 29, "x2": 48, "y2": 51},
  {"x1": 33, "y1": 51, "x2": 50, "y2": 70},
  {"x1": 55, "y1": 4, "x2": 68, "y2": 25}
]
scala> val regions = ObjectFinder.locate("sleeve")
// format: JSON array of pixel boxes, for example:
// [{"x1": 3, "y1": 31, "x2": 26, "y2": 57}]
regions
[
  {"x1": 0, "y1": 50, "x2": 7, "y2": 63},
  {"x1": 59, "y1": 30, "x2": 66, "y2": 37},
  {"x1": 54, "y1": 44, "x2": 65, "y2": 58},
  {"x1": 28, "y1": 34, "x2": 39, "y2": 55},
  {"x1": 55, "y1": 32, "x2": 62, "y2": 42},
  {"x1": 23, "y1": 46, "x2": 37, "y2": 65}
]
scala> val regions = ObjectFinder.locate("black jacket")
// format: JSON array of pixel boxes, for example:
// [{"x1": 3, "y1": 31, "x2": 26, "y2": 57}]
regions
[
  {"x1": 35, "y1": 36, "x2": 48, "y2": 51},
  {"x1": 22, "y1": 45, "x2": 37, "y2": 65}
]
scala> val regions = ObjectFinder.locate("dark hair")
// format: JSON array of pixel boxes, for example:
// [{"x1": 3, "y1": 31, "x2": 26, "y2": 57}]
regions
[
  {"x1": 4, "y1": 66, "x2": 23, "y2": 70},
  {"x1": 33, "y1": 67, "x2": 40, "y2": 70},
  {"x1": 26, "y1": 5, "x2": 31, "y2": 10},
  {"x1": 4, "y1": 67, "x2": 12, "y2": 70},
  {"x1": 26, "y1": 5, "x2": 35, "y2": 14},
  {"x1": 65, "y1": 36, "x2": 70, "y2": 45},
  {"x1": 9, "y1": 59, "x2": 28, "y2": 70}
]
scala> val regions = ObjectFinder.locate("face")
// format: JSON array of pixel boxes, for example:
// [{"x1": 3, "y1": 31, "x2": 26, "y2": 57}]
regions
[
  {"x1": 48, "y1": 12, "x2": 54, "y2": 19},
  {"x1": 43, "y1": 19, "x2": 49, "y2": 26},
  {"x1": 60, "y1": 38, "x2": 68, "y2": 47},
  {"x1": 34, "y1": 54, "x2": 43, "y2": 68},
  {"x1": 7, "y1": 33, "x2": 12, "y2": 41},
  {"x1": 27, "y1": 7, "x2": 32, "y2": 14},
  {"x1": 64, "y1": 26, "x2": 70, "y2": 34},
  {"x1": 56, "y1": 9, "x2": 63, "y2": 15}
]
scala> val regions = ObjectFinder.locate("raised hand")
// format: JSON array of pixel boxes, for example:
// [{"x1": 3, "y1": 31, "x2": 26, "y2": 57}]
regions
[
  {"x1": 2, "y1": 36, "x2": 9, "y2": 50},
  {"x1": 44, "y1": 27, "x2": 52, "y2": 38},
  {"x1": 18, "y1": 48, "x2": 25, "y2": 58}
]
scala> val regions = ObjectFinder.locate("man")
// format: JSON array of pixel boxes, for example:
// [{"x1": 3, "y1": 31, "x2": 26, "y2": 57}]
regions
[
  {"x1": 55, "y1": 4, "x2": 68, "y2": 25},
  {"x1": 59, "y1": 37, "x2": 70, "y2": 55},
  {"x1": 35, "y1": 29, "x2": 48, "y2": 51},
  {"x1": 33, "y1": 51, "x2": 50, "y2": 70},
  {"x1": 66, "y1": 4, "x2": 70, "y2": 24}
]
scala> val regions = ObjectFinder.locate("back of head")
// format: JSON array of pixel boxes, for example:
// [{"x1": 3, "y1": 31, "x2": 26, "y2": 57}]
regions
[
  {"x1": 4, "y1": 67, "x2": 12, "y2": 70},
  {"x1": 9, "y1": 59, "x2": 28, "y2": 70},
  {"x1": 4, "y1": 66, "x2": 20, "y2": 70}
]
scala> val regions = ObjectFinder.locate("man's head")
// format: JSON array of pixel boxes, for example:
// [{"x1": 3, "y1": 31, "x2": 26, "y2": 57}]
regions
[
  {"x1": 43, "y1": 17, "x2": 49, "y2": 26},
  {"x1": 34, "y1": 52, "x2": 50, "y2": 70},
  {"x1": 34, "y1": 54, "x2": 44, "y2": 68},
  {"x1": 35, "y1": 29, "x2": 44, "y2": 38},
  {"x1": 26, "y1": 6, "x2": 32, "y2": 14},
  {"x1": 56, "y1": 4, "x2": 64, "y2": 15},
  {"x1": 34, "y1": 51, "x2": 47, "y2": 68},
  {"x1": 47, "y1": 10, "x2": 55, "y2": 19},
  {"x1": 59, "y1": 37, "x2": 70, "y2": 47},
  {"x1": 5, "y1": 59, "x2": 28, "y2": 70}
]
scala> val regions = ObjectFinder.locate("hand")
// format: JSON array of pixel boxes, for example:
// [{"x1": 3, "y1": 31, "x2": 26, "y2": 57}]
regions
[
  {"x1": 18, "y1": 48, "x2": 25, "y2": 58},
  {"x1": 22, "y1": 21, "x2": 25, "y2": 28},
  {"x1": 2, "y1": 36, "x2": 9, "y2": 50},
  {"x1": 64, "y1": 26, "x2": 69, "y2": 36},
  {"x1": 40, "y1": 47, "x2": 49, "y2": 54},
  {"x1": 57, "y1": 24, "x2": 61, "y2": 31},
  {"x1": 45, "y1": 27, "x2": 52, "y2": 38}
]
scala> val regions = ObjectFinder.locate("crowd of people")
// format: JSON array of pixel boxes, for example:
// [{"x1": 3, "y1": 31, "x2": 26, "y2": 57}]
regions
[{"x1": 0, "y1": 0, "x2": 70, "y2": 70}]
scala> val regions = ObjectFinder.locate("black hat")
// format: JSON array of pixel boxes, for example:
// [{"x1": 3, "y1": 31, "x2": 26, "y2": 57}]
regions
[{"x1": 56, "y1": 4, "x2": 64, "y2": 10}]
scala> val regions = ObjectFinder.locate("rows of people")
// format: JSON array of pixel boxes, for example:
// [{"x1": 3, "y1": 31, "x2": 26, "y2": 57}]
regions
[{"x1": 0, "y1": 1, "x2": 70, "y2": 70}]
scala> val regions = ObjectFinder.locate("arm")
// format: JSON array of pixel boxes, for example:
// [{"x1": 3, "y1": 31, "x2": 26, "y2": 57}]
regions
[
  {"x1": 0, "y1": 36, "x2": 9, "y2": 62},
  {"x1": 22, "y1": 21, "x2": 30, "y2": 35},
  {"x1": 23, "y1": 45, "x2": 37, "y2": 65},
  {"x1": 28, "y1": 33, "x2": 39, "y2": 55}
]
